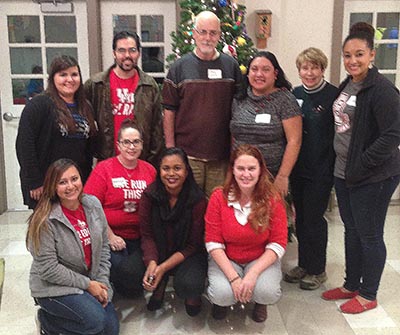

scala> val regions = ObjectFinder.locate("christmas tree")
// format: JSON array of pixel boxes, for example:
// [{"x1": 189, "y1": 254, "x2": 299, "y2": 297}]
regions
[{"x1": 166, "y1": 0, "x2": 258, "y2": 74}]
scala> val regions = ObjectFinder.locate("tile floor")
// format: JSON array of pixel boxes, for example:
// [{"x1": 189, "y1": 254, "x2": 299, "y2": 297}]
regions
[{"x1": 0, "y1": 205, "x2": 399, "y2": 335}]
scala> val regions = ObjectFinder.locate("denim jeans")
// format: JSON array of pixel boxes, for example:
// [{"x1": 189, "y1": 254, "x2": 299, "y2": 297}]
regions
[
  {"x1": 291, "y1": 178, "x2": 333, "y2": 275},
  {"x1": 335, "y1": 175, "x2": 400, "y2": 300},
  {"x1": 110, "y1": 238, "x2": 145, "y2": 298},
  {"x1": 36, "y1": 292, "x2": 119, "y2": 335}
]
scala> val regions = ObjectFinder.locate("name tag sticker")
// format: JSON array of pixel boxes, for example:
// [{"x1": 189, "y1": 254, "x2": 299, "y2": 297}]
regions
[
  {"x1": 208, "y1": 69, "x2": 222, "y2": 79},
  {"x1": 255, "y1": 113, "x2": 271, "y2": 124},
  {"x1": 296, "y1": 99, "x2": 304, "y2": 107},
  {"x1": 347, "y1": 95, "x2": 357, "y2": 106}
]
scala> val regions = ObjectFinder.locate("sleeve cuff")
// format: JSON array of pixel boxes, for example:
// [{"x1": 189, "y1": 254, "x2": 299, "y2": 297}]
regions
[
  {"x1": 266, "y1": 242, "x2": 285, "y2": 259},
  {"x1": 206, "y1": 242, "x2": 225, "y2": 253}
]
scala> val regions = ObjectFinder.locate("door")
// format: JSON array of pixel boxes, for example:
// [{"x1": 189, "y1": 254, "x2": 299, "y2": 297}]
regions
[
  {"x1": 100, "y1": 0, "x2": 176, "y2": 84},
  {"x1": 0, "y1": 0, "x2": 89, "y2": 210}
]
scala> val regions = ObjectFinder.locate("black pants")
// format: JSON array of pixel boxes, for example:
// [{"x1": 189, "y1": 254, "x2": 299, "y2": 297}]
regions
[
  {"x1": 166, "y1": 252, "x2": 208, "y2": 299},
  {"x1": 110, "y1": 239, "x2": 145, "y2": 298},
  {"x1": 291, "y1": 178, "x2": 333, "y2": 275}
]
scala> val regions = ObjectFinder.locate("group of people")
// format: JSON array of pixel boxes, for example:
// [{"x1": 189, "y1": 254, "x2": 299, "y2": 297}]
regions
[{"x1": 16, "y1": 9, "x2": 399, "y2": 335}]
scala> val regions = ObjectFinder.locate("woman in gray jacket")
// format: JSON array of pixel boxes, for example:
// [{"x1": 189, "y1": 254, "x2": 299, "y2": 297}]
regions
[{"x1": 26, "y1": 158, "x2": 119, "y2": 335}]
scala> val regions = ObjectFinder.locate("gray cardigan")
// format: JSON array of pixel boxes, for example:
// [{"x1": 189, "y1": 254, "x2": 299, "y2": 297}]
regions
[{"x1": 29, "y1": 194, "x2": 113, "y2": 300}]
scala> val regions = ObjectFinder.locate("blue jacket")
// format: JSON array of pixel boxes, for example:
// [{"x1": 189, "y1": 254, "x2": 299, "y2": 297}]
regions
[
  {"x1": 341, "y1": 66, "x2": 400, "y2": 186},
  {"x1": 29, "y1": 194, "x2": 113, "y2": 300}
]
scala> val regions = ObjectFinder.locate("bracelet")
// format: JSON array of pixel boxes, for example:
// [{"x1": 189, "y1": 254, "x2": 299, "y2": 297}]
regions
[{"x1": 229, "y1": 275, "x2": 240, "y2": 284}]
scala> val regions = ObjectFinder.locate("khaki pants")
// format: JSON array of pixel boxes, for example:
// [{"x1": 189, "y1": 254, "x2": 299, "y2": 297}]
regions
[{"x1": 188, "y1": 158, "x2": 228, "y2": 197}]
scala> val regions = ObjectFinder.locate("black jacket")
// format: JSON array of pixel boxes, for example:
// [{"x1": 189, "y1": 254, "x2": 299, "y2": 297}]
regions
[{"x1": 341, "y1": 66, "x2": 400, "y2": 187}]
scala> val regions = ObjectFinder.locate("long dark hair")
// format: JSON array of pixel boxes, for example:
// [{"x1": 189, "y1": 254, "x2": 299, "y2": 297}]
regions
[
  {"x1": 26, "y1": 159, "x2": 83, "y2": 254},
  {"x1": 46, "y1": 55, "x2": 96, "y2": 136}
]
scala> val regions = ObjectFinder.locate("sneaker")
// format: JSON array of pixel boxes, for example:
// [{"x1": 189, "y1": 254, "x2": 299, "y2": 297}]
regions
[
  {"x1": 300, "y1": 272, "x2": 327, "y2": 290},
  {"x1": 284, "y1": 266, "x2": 306, "y2": 283}
]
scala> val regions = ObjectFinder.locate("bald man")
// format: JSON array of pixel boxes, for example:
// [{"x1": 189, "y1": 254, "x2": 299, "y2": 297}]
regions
[{"x1": 162, "y1": 11, "x2": 243, "y2": 196}]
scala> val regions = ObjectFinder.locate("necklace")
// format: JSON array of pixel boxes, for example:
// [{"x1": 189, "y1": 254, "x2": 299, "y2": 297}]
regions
[{"x1": 117, "y1": 156, "x2": 137, "y2": 179}]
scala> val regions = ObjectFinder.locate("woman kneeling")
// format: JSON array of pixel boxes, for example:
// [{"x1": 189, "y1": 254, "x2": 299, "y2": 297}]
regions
[
  {"x1": 205, "y1": 144, "x2": 287, "y2": 322},
  {"x1": 140, "y1": 148, "x2": 208, "y2": 316}
]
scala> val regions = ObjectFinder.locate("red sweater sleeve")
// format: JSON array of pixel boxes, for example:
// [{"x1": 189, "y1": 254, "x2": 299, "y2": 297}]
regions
[
  {"x1": 268, "y1": 198, "x2": 288, "y2": 250},
  {"x1": 204, "y1": 188, "x2": 225, "y2": 244}
]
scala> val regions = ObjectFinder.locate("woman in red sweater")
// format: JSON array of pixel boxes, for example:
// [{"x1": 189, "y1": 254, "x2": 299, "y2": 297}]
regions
[{"x1": 205, "y1": 144, "x2": 287, "y2": 322}]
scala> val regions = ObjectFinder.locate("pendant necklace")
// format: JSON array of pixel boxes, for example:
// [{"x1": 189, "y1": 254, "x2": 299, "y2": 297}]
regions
[{"x1": 117, "y1": 156, "x2": 136, "y2": 179}]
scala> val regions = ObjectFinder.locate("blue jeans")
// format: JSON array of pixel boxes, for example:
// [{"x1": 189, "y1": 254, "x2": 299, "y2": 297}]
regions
[
  {"x1": 110, "y1": 238, "x2": 145, "y2": 298},
  {"x1": 36, "y1": 292, "x2": 119, "y2": 334},
  {"x1": 335, "y1": 175, "x2": 400, "y2": 300}
]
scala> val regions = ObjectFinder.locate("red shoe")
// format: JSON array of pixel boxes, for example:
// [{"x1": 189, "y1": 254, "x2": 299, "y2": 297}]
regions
[
  {"x1": 340, "y1": 297, "x2": 377, "y2": 314},
  {"x1": 322, "y1": 287, "x2": 359, "y2": 300}
]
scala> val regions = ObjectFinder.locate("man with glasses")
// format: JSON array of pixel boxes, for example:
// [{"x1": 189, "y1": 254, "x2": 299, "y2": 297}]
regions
[
  {"x1": 85, "y1": 31, "x2": 164, "y2": 166},
  {"x1": 163, "y1": 11, "x2": 243, "y2": 196}
]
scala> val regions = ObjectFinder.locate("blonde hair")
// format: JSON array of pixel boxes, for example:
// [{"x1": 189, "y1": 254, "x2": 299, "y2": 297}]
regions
[{"x1": 296, "y1": 47, "x2": 328, "y2": 71}]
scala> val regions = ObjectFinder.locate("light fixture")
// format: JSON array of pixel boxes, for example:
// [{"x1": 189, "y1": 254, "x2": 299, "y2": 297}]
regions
[{"x1": 32, "y1": 0, "x2": 73, "y2": 13}]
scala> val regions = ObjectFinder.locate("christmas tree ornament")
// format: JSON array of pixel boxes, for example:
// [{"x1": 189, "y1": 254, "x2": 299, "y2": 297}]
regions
[
  {"x1": 218, "y1": 0, "x2": 227, "y2": 7},
  {"x1": 222, "y1": 44, "x2": 237, "y2": 58},
  {"x1": 237, "y1": 36, "x2": 246, "y2": 46},
  {"x1": 239, "y1": 64, "x2": 247, "y2": 74}
]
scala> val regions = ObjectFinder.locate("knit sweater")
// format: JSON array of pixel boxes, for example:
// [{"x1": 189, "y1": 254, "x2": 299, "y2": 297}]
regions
[{"x1": 205, "y1": 188, "x2": 287, "y2": 264}]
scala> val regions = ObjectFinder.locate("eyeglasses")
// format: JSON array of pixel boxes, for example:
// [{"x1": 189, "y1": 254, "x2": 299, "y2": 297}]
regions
[
  {"x1": 193, "y1": 27, "x2": 220, "y2": 38},
  {"x1": 115, "y1": 47, "x2": 138, "y2": 55},
  {"x1": 118, "y1": 139, "x2": 143, "y2": 148}
]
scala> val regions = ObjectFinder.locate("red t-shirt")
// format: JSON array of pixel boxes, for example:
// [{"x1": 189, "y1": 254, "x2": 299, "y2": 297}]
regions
[
  {"x1": 62, "y1": 204, "x2": 92, "y2": 269},
  {"x1": 109, "y1": 69, "x2": 139, "y2": 154},
  {"x1": 84, "y1": 157, "x2": 156, "y2": 240}
]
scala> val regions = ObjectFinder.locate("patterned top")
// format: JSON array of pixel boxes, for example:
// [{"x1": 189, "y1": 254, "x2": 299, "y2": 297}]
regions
[{"x1": 231, "y1": 87, "x2": 301, "y2": 176}]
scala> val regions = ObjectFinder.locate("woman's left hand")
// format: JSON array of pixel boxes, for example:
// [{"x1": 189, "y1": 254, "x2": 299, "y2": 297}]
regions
[
  {"x1": 237, "y1": 273, "x2": 257, "y2": 303},
  {"x1": 143, "y1": 261, "x2": 166, "y2": 291},
  {"x1": 274, "y1": 174, "x2": 289, "y2": 197},
  {"x1": 88, "y1": 280, "x2": 109, "y2": 307}
]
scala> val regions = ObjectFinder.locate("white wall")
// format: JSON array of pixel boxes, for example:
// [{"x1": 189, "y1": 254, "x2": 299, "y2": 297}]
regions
[{"x1": 243, "y1": 0, "x2": 335, "y2": 87}]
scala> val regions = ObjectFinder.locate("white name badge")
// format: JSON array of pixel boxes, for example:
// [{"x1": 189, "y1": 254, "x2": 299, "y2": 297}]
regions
[
  {"x1": 208, "y1": 69, "x2": 222, "y2": 79},
  {"x1": 347, "y1": 95, "x2": 357, "y2": 107},
  {"x1": 296, "y1": 99, "x2": 304, "y2": 107},
  {"x1": 255, "y1": 113, "x2": 271, "y2": 124}
]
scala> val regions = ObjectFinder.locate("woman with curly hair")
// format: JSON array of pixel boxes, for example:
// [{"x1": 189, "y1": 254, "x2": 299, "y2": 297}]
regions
[{"x1": 205, "y1": 144, "x2": 287, "y2": 322}]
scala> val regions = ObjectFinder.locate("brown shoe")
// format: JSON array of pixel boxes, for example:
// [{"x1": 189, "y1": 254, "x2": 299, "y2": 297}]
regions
[
  {"x1": 211, "y1": 304, "x2": 228, "y2": 320},
  {"x1": 252, "y1": 303, "x2": 267, "y2": 322},
  {"x1": 251, "y1": 303, "x2": 268, "y2": 322}
]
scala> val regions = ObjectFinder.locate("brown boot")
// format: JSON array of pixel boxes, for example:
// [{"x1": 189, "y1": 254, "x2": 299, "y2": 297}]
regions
[{"x1": 252, "y1": 303, "x2": 267, "y2": 322}]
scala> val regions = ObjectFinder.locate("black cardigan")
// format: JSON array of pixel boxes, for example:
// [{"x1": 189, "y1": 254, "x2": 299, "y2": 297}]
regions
[
  {"x1": 15, "y1": 94, "x2": 94, "y2": 208},
  {"x1": 340, "y1": 66, "x2": 400, "y2": 187}
]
